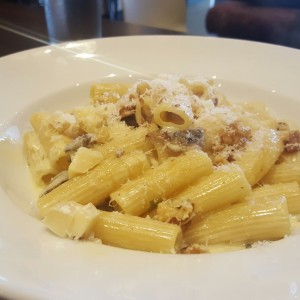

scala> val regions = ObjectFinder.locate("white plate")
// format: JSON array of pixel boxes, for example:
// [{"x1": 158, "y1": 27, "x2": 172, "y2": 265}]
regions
[{"x1": 1, "y1": 36, "x2": 300, "y2": 300}]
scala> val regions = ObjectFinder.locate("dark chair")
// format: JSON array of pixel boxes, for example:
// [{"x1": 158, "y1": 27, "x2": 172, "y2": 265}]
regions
[{"x1": 206, "y1": 0, "x2": 300, "y2": 48}]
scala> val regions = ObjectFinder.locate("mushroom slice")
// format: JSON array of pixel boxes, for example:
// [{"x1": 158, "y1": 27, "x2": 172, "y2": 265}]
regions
[
  {"x1": 65, "y1": 133, "x2": 97, "y2": 153},
  {"x1": 40, "y1": 170, "x2": 69, "y2": 196}
]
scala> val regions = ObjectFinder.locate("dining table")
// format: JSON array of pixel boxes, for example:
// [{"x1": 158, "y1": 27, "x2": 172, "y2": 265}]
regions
[{"x1": 0, "y1": 1, "x2": 184, "y2": 57}]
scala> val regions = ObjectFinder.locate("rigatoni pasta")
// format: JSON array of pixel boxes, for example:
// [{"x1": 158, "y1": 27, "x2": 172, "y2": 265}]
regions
[
  {"x1": 37, "y1": 150, "x2": 150, "y2": 217},
  {"x1": 262, "y1": 161, "x2": 300, "y2": 185},
  {"x1": 23, "y1": 74, "x2": 300, "y2": 254},
  {"x1": 244, "y1": 182, "x2": 300, "y2": 215},
  {"x1": 183, "y1": 199, "x2": 291, "y2": 247},
  {"x1": 110, "y1": 150, "x2": 213, "y2": 216},
  {"x1": 153, "y1": 104, "x2": 193, "y2": 130},
  {"x1": 94, "y1": 209, "x2": 182, "y2": 254},
  {"x1": 23, "y1": 131, "x2": 58, "y2": 185},
  {"x1": 235, "y1": 129, "x2": 283, "y2": 185},
  {"x1": 90, "y1": 82, "x2": 131, "y2": 104},
  {"x1": 30, "y1": 112, "x2": 73, "y2": 171},
  {"x1": 154, "y1": 164, "x2": 251, "y2": 224}
]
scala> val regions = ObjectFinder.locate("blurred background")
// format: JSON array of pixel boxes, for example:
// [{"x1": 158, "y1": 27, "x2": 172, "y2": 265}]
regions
[{"x1": 1, "y1": 0, "x2": 300, "y2": 49}]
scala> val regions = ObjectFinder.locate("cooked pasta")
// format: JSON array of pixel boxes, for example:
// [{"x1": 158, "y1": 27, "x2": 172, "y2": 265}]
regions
[
  {"x1": 90, "y1": 82, "x2": 131, "y2": 104},
  {"x1": 153, "y1": 104, "x2": 193, "y2": 130},
  {"x1": 23, "y1": 131, "x2": 58, "y2": 185},
  {"x1": 154, "y1": 164, "x2": 251, "y2": 224},
  {"x1": 94, "y1": 209, "x2": 182, "y2": 253},
  {"x1": 30, "y1": 112, "x2": 73, "y2": 171},
  {"x1": 23, "y1": 74, "x2": 300, "y2": 254},
  {"x1": 37, "y1": 151, "x2": 150, "y2": 217},
  {"x1": 262, "y1": 161, "x2": 300, "y2": 185},
  {"x1": 244, "y1": 182, "x2": 300, "y2": 215},
  {"x1": 110, "y1": 150, "x2": 213, "y2": 216},
  {"x1": 183, "y1": 199, "x2": 291, "y2": 247}
]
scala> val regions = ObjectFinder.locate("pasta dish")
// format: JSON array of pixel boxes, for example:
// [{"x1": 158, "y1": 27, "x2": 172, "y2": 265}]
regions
[{"x1": 23, "y1": 74, "x2": 300, "y2": 254}]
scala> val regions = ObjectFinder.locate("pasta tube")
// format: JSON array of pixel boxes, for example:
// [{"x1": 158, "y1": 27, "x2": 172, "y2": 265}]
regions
[
  {"x1": 184, "y1": 199, "x2": 291, "y2": 246},
  {"x1": 37, "y1": 151, "x2": 150, "y2": 217},
  {"x1": 94, "y1": 210, "x2": 182, "y2": 253},
  {"x1": 235, "y1": 129, "x2": 283, "y2": 185},
  {"x1": 153, "y1": 104, "x2": 192, "y2": 130},
  {"x1": 93, "y1": 126, "x2": 152, "y2": 158},
  {"x1": 30, "y1": 112, "x2": 72, "y2": 171},
  {"x1": 277, "y1": 151, "x2": 300, "y2": 164},
  {"x1": 90, "y1": 82, "x2": 131, "y2": 104},
  {"x1": 262, "y1": 161, "x2": 300, "y2": 185},
  {"x1": 156, "y1": 164, "x2": 251, "y2": 222},
  {"x1": 23, "y1": 131, "x2": 58, "y2": 185},
  {"x1": 110, "y1": 150, "x2": 213, "y2": 216},
  {"x1": 135, "y1": 96, "x2": 155, "y2": 125},
  {"x1": 70, "y1": 105, "x2": 117, "y2": 142},
  {"x1": 245, "y1": 182, "x2": 300, "y2": 214}
]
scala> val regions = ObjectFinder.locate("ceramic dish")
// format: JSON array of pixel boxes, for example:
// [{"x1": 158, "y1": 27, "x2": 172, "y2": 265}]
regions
[{"x1": 0, "y1": 36, "x2": 300, "y2": 300}]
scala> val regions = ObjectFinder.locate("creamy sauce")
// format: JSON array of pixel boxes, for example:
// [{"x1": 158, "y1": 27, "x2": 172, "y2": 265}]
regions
[{"x1": 0, "y1": 139, "x2": 39, "y2": 216}]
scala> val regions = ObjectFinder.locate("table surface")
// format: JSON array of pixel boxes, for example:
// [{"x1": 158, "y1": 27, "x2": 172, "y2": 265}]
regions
[{"x1": 0, "y1": 1, "x2": 183, "y2": 57}]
